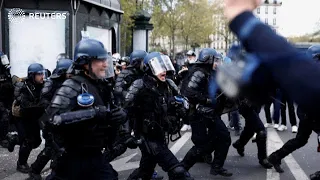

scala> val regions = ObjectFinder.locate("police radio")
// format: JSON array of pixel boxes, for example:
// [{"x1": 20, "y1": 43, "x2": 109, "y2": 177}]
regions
[
  {"x1": 174, "y1": 96, "x2": 189, "y2": 110},
  {"x1": 77, "y1": 93, "x2": 94, "y2": 107}
]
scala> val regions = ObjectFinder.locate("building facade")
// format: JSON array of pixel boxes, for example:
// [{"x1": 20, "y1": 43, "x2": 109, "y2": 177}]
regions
[
  {"x1": 253, "y1": 0, "x2": 282, "y2": 33},
  {"x1": 0, "y1": 0, "x2": 123, "y2": 77}
]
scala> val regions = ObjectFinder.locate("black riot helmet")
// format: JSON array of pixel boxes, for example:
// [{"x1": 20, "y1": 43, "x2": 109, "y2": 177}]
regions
[
  {"x1": 73, "y1": 39, "x2": 112, "y2": 79},
  {"x1": 196, "y1": 48, "x2": 219, "y2": 64},
  {"x1": 51, "y1": 58, "x2": 73, "y2": 78},
  {"x1": 27, "y1": 63, "x2": 45, "y2": 83},
  {"x1": 129, "y1": 50, "x2": 148, "y2": 69},
  {"x1": 307, "y1": 44, "x2": 320, "y2": 61}
]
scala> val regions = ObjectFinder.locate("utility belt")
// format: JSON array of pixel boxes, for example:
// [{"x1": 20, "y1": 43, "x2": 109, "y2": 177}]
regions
[
  {"x1": 142, "y1": 114, "x2": 182, "y2": 144},
  {"x1": 142, "y1": 115, "x2": 165, "y2": 140}
]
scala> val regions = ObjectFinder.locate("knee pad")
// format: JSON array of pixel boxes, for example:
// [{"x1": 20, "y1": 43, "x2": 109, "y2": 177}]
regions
[{"x1": 256, "y1": 130, "x2": 267, "y2": 141}]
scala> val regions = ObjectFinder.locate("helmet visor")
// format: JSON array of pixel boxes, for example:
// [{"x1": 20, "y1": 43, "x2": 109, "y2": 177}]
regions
[
  {"x1": 161, "y1": 55, "x2": 175, "y2": 72},
  {"x1": 105, "y1": 55, "x2": 115, "y2": 78},
  {"x1": 148, "y1": 57, "x2": 167, "y2": 76},
  {"x1": 1, "y1": 55, "x2": 10, "y2": 66}
]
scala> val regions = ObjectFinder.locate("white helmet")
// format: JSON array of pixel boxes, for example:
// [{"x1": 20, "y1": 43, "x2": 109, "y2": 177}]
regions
[
  {"x1": 112, "y1": 53, "x2": 121, "y2": 62},
  {"x1": 186, "y1": 50, "x2": 196, "y2": 56}
]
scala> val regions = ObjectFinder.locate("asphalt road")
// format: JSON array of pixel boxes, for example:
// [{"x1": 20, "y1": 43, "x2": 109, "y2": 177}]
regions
[{"x1": 0, "y1": 111, "x2": 317, "y2": 180}]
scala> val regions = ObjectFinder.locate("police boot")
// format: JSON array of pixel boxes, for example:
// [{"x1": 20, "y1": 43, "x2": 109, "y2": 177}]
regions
[
  {"x1": 259, "y1": 159, "x2": 273, "y2": 169},
  {"x1": 30, "y1": 148, "x2": 52, "y2": 175},
  {"x1": 168, "y1": 165, "x2": 194, "y2": 180},
  {"x1": 26, "y1": 172, "x2": 42, "y2": 180},
  {"x1": 7, "y1": 132, "x2": 19, "y2": 152},
  {"x1": 310, "y1": 171, "x2": 320, "y2": 180},
  {"x1": 17, "y1": 161, "x2": 31, "y2": 174},
  {"x1": 267, "y1": 153, "x2": 284, "y2": 173},
  {"x1": 256, "y1": 130, "x2": 273, "y2": 169},
  {"x1": 232, "y1": 140, "x2": 244, "y2": 157},
  {"x1": 210, "y1": 166, "x2": 233, "y2": 177}
]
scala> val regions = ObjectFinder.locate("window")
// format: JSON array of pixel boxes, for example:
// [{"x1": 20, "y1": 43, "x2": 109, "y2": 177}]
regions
[
  {"x1": 265, "y1": 7, "x2": 268, "y2": 14},
  {"x1": 273, "y1": 18, "x2": 276, "y2": 25},
  {"x1": 265, "y1": 18, "x2": 268, "y2": 24},
  {"x1": 257, "y1": 7, "x2": 260, "y2": 14},
  {"x1": 273, "y1": 7, "x2": 276, "y2": 14}
]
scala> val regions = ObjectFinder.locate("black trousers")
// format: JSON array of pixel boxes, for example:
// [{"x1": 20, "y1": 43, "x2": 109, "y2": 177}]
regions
[
  {"x1": 30, "y1": 128, "x2": 54, "y2": 174},
  {"x1": 270, "y1": 108, "x2": 313, "y2": 160},
  {"x1": 182, "y1": 115, "x2": 231, "y2": 170},
  {"x1": 128, "y1": 139, "x2": 184, "y2": 180},
  {"x1": 0, "y1": 102, "x2": 10, "y2": 140},
  {"x1": 15, "y1": 118, "x2": 41, "y2": 164},
  {"x1": 47, "y1": 150, "x2": 118, "y2": 180},
  {"x1": 237, "y1": 104, "x2": 267, "y2": 160}
]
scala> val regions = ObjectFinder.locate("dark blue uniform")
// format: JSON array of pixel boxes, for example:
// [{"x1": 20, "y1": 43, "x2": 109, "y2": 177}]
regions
[{"x1": 229, "y1": 11, "x2": 320, "y2": 118}]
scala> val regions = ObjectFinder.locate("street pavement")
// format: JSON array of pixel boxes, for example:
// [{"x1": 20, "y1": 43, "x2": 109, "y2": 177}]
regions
[{"x1": 0, "y1": 111, "x2": 317, "y2": 180}]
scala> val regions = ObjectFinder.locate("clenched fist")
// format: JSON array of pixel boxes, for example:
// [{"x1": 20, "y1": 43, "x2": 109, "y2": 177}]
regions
[{"x1": 224, "y1": 0, "x2": 262, "y2": 21}]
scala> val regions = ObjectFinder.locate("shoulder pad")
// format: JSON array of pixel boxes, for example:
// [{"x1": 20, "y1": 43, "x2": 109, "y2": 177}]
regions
[
  {"x1": 14, "y1": 82, "x2": 25, "y2": 98},
  {"x1": 41, "y1": 80, "x2": 54, "y2": 96},
  {"x1": 193, "y1": 71, "x2": 206, "y2": 79},
  {"x1": 50, "y1": 79, "x2": 81, "y2": 110},
  {"x1": 166, "y1": 79, "x2": 180, "y2": 95},
  {"x1": 61, "y1": 79, "x2": 82, "y2": 92},
  {"x1": 188, "y1": 71, "x2": 206, "y2": 89},
  {"x1": 15, "y1": 81, "x2": 24, "y2": 88},
  {"x1": 124, "y1": 79, "x2": 144, "y2": 107}
]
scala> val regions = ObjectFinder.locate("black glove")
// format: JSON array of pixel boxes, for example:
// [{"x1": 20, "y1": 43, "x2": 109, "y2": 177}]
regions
[
  {"x1": 196, "y1": 105, "x2": 214, "y2": 119},
  {"x1": 104, "y1": 144, "x2": 127, "y2": 162},
  {"x1": 176, "y1": 106, "x2": 186, "y2": 118},
  {"x1": 124, "y1": 135, "x2": 138, "y2": 149},
  {"x1": 110, "y1": 107, "x2": 127, "y2": 125}
]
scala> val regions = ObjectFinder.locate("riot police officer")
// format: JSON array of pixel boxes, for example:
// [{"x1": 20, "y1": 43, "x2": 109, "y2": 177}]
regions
[
  {"x1": 267, "y1": 45, "x2": 320, "y2": 178},
  {"x1": 46, "y1": 39, "x2": 127, "y2": 179},
  {"x1": 114, "y1": 50, "x2": 147, "y2": 106},
  {"x1": 8, "y1": 63, "x2": 45, "y2": 173},
  {"x1": 232, "y1": 99, "x2": 273, "y2": 169},
  {"x1": 180, "y1": 48, "x2": 232, "y2": 177},
  {"x1": 0, "y1": 52, "x2": 14, "y2": 148},
  {"x1": 27, "y1": 58, "x2": 73, "y2": 180},
  {"x1": 125, "y1": 52, "x2": 193, "y2": 180}
]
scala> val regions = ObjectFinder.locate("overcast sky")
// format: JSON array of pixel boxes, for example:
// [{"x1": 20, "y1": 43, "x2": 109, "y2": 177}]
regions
[{"x1": 278, "y1": 0, "x2": 320, "y2": 37}]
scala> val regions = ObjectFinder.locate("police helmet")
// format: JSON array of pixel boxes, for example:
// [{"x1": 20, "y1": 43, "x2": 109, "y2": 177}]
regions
[
  {"x1": 143, "y1": 52, "x2": 175, "y2": 76},
  {"x1": 130, "y1": 50, "x2": 148, "y2": 66},
  {"x1": 52, "y1": 59, "x2": 73, "y2": 78},
  {"x1": 0, "y1": 51, "x2": 10, "y2": 67},
  {"x1": 73, "y1": 39, "x2": 109, "y2": 67},
  {"x1": 307, "y1": 44, "x2": 320, "y2": 60},
  {"x1": 27, "y1": 63, "x2": 44, "y2": 79},
  {"x1": 197, "y1": 48, "x2": 219, "y2": 64},
  {"x1": 186, "y1": 50, "x2": 196, "y2": 56}
]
